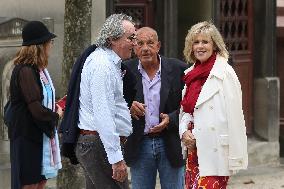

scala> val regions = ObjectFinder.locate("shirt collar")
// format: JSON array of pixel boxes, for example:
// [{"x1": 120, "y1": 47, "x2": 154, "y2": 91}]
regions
[
  {"x1": 138, "y1": 55, "x2": 161, "y2": 75},
  {"x1": 103, "y1": 47, "x2": 122, "y2": 66}
]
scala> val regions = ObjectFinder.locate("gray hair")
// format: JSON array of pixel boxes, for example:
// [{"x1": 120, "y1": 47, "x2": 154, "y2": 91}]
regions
[{"x1": 95, "y1": 13, "x2": 133, "y2": 48}]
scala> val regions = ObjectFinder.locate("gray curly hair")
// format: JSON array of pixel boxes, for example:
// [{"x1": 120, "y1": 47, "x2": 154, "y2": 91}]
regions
[{"x1": 95, "y1": 13, "x2": 133, "y2": 48}]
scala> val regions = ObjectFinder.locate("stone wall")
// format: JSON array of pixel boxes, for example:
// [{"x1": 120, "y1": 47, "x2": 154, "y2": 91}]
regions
[{"x1": 0, "y1": 46, "x2": 19, "y2": 189}]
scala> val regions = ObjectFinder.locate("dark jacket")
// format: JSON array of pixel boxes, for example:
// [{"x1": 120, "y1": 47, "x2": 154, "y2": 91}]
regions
[
  {"x1": 60, "y1": 45, "x2": 97, "y2": 143},
  {"x1": 123, "y1": 56, "x2": 188, "y2": 168},
  {"x1": 60, "y1": 45, "x2": 136, "y2": 164},
  {"x1": 9, "y1": 64, "x2": 58, "y2": 142},
  {"x1": 60, "y1": 45, "x2": 97, "y2": 164}
]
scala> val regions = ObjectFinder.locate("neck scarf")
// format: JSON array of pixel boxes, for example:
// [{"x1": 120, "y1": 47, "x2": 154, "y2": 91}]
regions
[
  {"x1": 40, "y1": 69, "x2": 62, "y2": 179},
  {"x1": 180, "y1": 53, "x2": 216, "y2": 114}
]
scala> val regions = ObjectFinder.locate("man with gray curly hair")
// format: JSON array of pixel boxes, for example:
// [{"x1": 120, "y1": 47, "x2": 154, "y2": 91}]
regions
[
  {"x1": 75, "y1": 13, "x2": 136, "y2": 189},
  {"x1": 95, "y1": 14, "x2": 134, "y2": 48}
]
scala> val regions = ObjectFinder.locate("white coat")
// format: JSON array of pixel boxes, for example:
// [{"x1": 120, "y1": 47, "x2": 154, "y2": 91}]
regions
[{"x1": 179, "y1": 55, "x2": 248, "y2": 176}]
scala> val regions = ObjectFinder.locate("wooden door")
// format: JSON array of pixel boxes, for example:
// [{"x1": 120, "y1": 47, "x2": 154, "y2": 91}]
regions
[
  {"x1": 218, "y1": 0, "x2": 254, "y2": 133},
  {"x1": 277, "y1": 3, "x2": 284, "y2": 153},
  {"x1": 108, "y1": 0, "x2": 155, "y2": 28}
]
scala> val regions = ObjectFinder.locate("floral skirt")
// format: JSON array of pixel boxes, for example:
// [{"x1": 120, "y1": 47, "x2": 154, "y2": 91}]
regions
[{"x1": 185, "y1": 122, "x2": 229, "y2": 189}]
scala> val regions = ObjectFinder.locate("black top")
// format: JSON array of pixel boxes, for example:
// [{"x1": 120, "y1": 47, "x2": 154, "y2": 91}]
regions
[{"x1": 8, "y1": 64, "x2": 58, "y2": 142}]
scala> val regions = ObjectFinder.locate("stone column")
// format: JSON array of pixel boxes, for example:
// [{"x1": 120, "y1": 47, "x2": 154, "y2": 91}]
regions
[
  {"x1": 253, "y1": 0, "x2": 279, "y2": 142},
  {"x1": 42, "y1": 17, "x2": 55, "y2": 33},
  {"x1": 91, "y1": 0, "x2": 106, "y2": 43},
  {"x1": 163, "y1": 0, "x2": 178, "y2": 58}
]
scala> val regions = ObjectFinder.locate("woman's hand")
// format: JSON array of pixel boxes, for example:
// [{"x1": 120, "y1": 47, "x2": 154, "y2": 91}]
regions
[
  {"x1": 56, "y1": 105, "x2": 64, "y2": 119},
  {"x1": 182, "y1": 130, "x2": 196, "y2": 152}
]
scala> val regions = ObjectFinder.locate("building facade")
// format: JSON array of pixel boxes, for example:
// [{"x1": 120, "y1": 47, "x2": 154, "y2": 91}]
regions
[
  {"x1": 108, "y1": 0, "x2": 279, "y2": 165},
  {"x1": 0, "y1": 0, "x2": 280, "y2": 188}
]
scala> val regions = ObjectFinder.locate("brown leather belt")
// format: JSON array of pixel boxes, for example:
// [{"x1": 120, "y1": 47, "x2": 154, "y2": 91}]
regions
[
  {"x1": 80, "y1": 129, "x2": 127, "y2": 143},
  {"x1": 145, "y1": 132, "x2": 162, "y2": 138},
  {"x1": 80, "y1": 129, "x2": 98, "y2": 135}
]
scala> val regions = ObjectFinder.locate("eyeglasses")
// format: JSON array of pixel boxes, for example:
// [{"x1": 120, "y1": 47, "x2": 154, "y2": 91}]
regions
[{"x1": 126, "y1": 34, "x2": 137, "y2": 42}]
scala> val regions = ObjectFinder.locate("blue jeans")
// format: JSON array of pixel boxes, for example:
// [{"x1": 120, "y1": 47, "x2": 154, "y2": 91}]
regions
[{"x1": 130, "y1": 137, "x2": 184, "y2": 189}]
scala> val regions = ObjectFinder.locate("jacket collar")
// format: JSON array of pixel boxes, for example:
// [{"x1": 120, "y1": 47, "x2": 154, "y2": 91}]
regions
[
  {"x1": 132, "y1": 56, "x2": 173, "y2": 111},
  {"x1": 193, "y1": 54, "x2": 228, "y2": 107},
  {"x1": 137, "y1": 55, "x2": 162, "y2": 76}
]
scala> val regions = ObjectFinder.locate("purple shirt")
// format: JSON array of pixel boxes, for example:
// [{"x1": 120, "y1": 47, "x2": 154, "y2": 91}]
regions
[{"x1": 138, "y1": 58, "x2": 161, "y2": 134}]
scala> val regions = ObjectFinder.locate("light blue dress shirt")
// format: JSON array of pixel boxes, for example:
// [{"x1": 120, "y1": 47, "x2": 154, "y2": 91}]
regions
[
  {"x1": 138, "y1": 57, "x2": 161, "y2": 134},
  {"x1": 78, "y1": 47, "x2": 132, "y2": 164}
]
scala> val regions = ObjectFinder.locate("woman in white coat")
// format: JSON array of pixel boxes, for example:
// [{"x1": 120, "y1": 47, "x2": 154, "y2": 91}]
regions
[{"x1": 179, "y1": 21, "x2": 248, "y2": 189}]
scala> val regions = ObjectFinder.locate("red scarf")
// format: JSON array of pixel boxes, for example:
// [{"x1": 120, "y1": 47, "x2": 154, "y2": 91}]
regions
[{"x1": 181, "y1": 53, "x2": 216, "y2": 114}]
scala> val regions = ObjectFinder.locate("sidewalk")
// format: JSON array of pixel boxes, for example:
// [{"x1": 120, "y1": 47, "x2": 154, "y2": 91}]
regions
[
  {"x1": 228, "y1": 165, "x2": 284, "y2": 189},
  {"x1": 46, "y1": 164, "x2": 284, "y2": 189}
]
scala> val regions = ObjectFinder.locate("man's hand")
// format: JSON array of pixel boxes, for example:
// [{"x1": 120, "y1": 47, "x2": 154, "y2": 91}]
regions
[
  {"x1": 112, "y1": 160, "x2": 128, "y2": 182},
  {"x1": 130, "y1": 101, "x2": 146, "y2": 120},
  {"x1": 181, "y1": 130, "x2": 196, "y2": 152},
  {"x1": 149, "y1": 113, "x2": 169, "y2": 133}
]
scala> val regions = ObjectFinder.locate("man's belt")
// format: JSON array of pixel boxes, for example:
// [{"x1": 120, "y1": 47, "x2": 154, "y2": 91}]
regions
[
  {"x1": 144, "y1": 132, "x2": 162, "y2": 138},
  {"x1": 80, "y1": 129, "x2": 98, "y2": 135},
  {"x1": 80, "y1": 129, "x2": 127, "y2": 143}
]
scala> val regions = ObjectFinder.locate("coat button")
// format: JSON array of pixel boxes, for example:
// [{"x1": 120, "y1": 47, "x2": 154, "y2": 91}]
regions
[
  {"x1": 214, "y1": 148, "x2": 218, "y2": 152},
  {"x1": 211, "y1": 127, "x2": 215, "y2": 131}
]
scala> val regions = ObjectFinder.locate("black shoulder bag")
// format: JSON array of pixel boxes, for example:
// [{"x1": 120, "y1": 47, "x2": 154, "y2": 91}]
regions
[{"x1": 4, "y1": 99, "x2": 13, "y2": 127}]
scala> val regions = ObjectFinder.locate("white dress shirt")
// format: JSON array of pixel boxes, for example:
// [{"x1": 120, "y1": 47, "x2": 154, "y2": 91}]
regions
[{"x1": 78, "y1": 47, "x2": 132, "y2": 164}]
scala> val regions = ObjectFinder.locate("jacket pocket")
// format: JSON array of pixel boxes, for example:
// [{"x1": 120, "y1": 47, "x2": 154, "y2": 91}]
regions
[{"x1": 219, "y1": 134, "x2": 229, "y2": 145}]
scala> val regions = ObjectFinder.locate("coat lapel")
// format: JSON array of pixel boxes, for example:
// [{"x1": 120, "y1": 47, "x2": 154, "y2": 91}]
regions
[
  {"x1": 132, "y1": 61, "x2": 144, "y2": 103},
  {"x1": 132, "y1": 57, "x2": 174, "y2": 111},
  {"x1": 195, "y1": 76, "x2": 219, "y2": 107},
  {"x1": 159, "y1": 57, "x2": 174, "y2": 112},
  {"x1": 195, "y1": 55, "x2": 227, "y2": 107}
]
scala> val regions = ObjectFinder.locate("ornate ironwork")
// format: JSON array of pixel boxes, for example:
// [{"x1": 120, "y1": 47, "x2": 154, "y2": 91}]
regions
[
  {"x1": 115, "y1": 6, "x2": 145, "y2": 28},
  {"x1": 220, "y1": 0, "x2": 248, "y2": 52}
]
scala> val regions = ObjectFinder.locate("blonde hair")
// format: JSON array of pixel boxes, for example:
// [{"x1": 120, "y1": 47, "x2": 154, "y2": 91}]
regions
[
  {"x1": 183, "y1": 21, "x2": 229, "y2": 63},
  {"x1": 13, "y1": 43, "x2": 49, "y2": 69}
]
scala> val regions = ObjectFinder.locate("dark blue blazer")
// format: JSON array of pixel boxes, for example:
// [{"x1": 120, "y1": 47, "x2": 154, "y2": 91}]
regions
[{"x1": 60, "y1": 45, "x2": 97, "y2": 164}]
